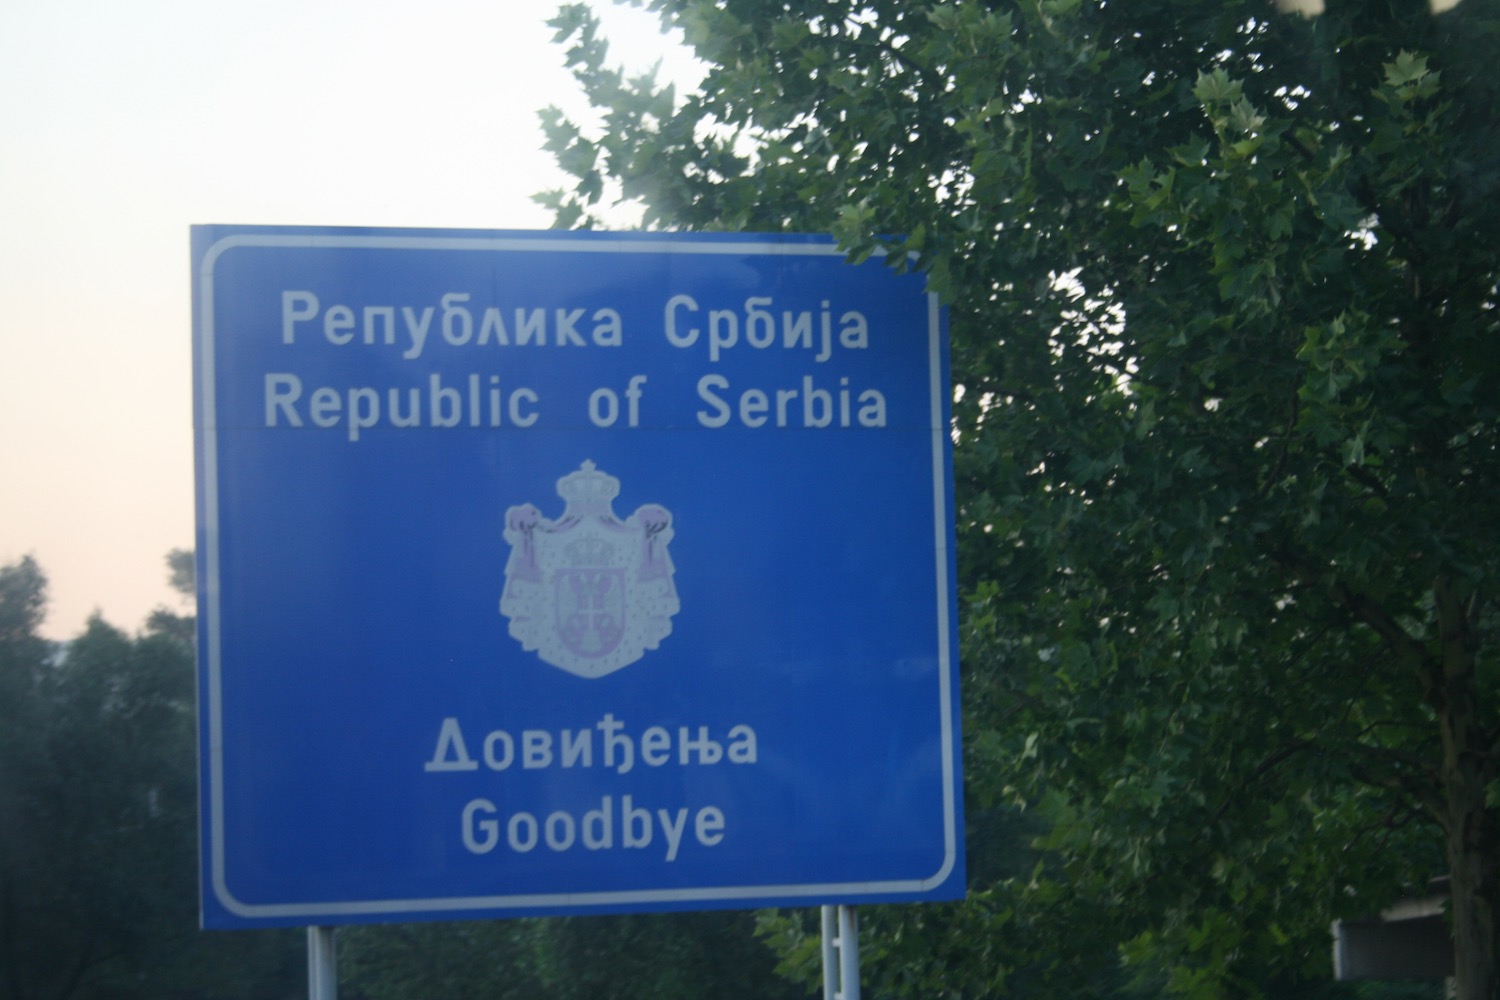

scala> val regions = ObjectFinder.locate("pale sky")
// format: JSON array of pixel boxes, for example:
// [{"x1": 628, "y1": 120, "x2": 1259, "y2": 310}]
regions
[{"x1": 0, "y1": 0, "x2": 699, "y2": 639}]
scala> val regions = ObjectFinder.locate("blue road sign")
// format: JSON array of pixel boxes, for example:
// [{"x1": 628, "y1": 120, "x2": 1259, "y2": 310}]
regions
[{"x1": 192, "y1": 226, "x2": 962, "y2": 928}]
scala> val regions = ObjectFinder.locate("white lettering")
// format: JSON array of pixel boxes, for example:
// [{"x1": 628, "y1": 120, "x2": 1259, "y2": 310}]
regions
[
  {"x1": 441, "y1": 293, "x2": 474, "y2": 346},
  {"x1": 598, "y1": 713, "x2": 634, "y2": 774},
  {"x1": 696, "y1": 806, "x2": 726, "y2": 847},
  {"x1": 640, "y1": 726, "x2": 671, "y2": 766},
  {"x1": 402, "y1": 306, "x2": 434, "y2": 360},
  {"x1": 783, "y1": 310, "x2": 812, "y2": 349},
  {"x1": 263, "y1": 374, "x2": 538, "y2": 437},
  {"x1": 560, "y1": 729, "x2": 591, "y2": 768},
  {"x1": 696, "y1": 374, "x2": 731, "y2": 428},
  {"x1": 508, "y1": 812, "x2": 539, "y2": 852},
  {"x1": 664, "y1": 294, "x2": 699, "y2": 348},
  {"x1": 727, "y1": 725, "x2": 758, "y2": 764},
  {"x1": 347, "y1": 387, "x2": 378, "y2": 441},
  {"x1": 309, "y1": 387, "x2": 340, "y2": 428},
  {"x1": 803, "y1": 376, "x2": 832, "y2": 428},
  {"x1": 544, "y1": 810, "x2": 576, "y2": 851},
  {"x1": 454, "y1": 793, "x2": 730, "y2": 860},
  {"x1": 740, "y1": 388, "x2": 768, "y2": 428},
  {"x1": 744, "y1": 297, "x2": 774, "y2": 348},
  {"x1": 555, "y1": 308, "x2": 586, "y2": 347},
  {"x1": 462, "y1": 798, "x2": 499, "y2": 853},
  {"x1": 510, "y1": 388, "x2": 539, "y2": 427},
  {"x1": 265, "y1": 374, "x2": 304, "y2": 427},
  {"x1": 427, "y1": 716, "x2": 758, "y2": 773},
  {"x1": 658, "y1": 807, "x2": 688, "y2": 862},
  {"x1": 483, "y1": 729, "x2": 514, "y2": 770},
  {"x1": 364, "y1": 306, "x2": 395, "y2": 345},
  {"x1": 695, "y1": 375, "x2": 887, "y2": 429},
  {"x1": 583, "y1": 796, "x2": 613, "y2": 849},
  {"x1": 425, "y1": 717, "x2": 479, "y2": 772},
  {"x1": 708, "y1": 309, "x2": 738, "y2": 362},
  {"x1": 592, "y1": 308, "x2": 623, "y2": 346},
  {"x1": 523, "y1": 730, "x2": 554, "y2": 769},
  {"x1": 589, "y1": 387, "x2": 619, "y2": 427},
  {"x1": 678, "y1": 726, "x2": 723, "y2": 764},
  {"x1": 390, "y1": 387, "x2": 419, "y2": 427},
  {"x1": 478, "y1": 307, "x2": 508, "y2": 345},
  {"x1": 623, "y1": 795, "x2": 652, "y2": 849},
  {"x1": 624, "y1": 375, "x2": 645, "y2": 427},
  {"x1": 282, "y1": 291, "x2": 318, "y2": 344},
  {"x1": 429, "y1": 373, "x2": 460, "y2": 428},
  {"x1": 515, "y1": 308, "x2": 546, "y2": 346},
  {"x1": 277, "y1": 295, "x2": 626, "y2": 354},
  {"x1": 817, "y1": 300, "x2": 833, "y2": 362},
  {"x1": 324, "y1": 304, "x2": 355, "y2": 345},
  {"x1": 840, "y1": 310, "x2": 869, "y2": 350}
]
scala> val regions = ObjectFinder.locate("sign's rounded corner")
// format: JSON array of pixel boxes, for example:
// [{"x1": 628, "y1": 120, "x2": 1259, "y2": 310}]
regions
[
  {"x1": 198, "y1": 234, "x2": 251, "y2": 279},
  {"x1": 919, "y1": 845, "x2": 961, "y2": 892},
  {"x1": 211, "y1": 867, "x2": 263, "y2": 920}
]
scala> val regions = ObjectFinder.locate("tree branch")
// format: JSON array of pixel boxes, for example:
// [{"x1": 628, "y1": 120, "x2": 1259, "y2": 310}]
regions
[
  {"x1": 1270, "y1": 544, "x2": 1431, "y2": 678},
  {"x1": 1213, "y1": 738, "x2": 1314, "y2": 823}
]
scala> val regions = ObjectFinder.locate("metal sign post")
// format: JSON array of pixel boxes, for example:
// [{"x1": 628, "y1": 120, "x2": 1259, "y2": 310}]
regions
[
  {"x1": 307, "y1": 926, "x2": 336, "y2": 1000},
  {"x1": 822, "y1": 905, "x2": 860, "y2": 1000}
]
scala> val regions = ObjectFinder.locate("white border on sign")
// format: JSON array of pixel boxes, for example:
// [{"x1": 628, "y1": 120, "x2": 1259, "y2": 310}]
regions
[{"x1": 196, "y1": 232, "x2": 958, "y2": 920}]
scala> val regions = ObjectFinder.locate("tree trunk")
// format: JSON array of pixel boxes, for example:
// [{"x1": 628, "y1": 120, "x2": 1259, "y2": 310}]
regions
[
  {"x1": 1435, "y1": 577, "x2": 1498, "y2": 1000},
  {"x1": 1448, "y1": 813, "x2": 1498, "y2": 999}
]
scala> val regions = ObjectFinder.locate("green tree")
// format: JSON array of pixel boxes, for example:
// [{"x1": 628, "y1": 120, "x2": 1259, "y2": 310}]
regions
[
  {"x1": 0, "y1": 557, "x2": 302, "y2": 1000},
  {"x1": 164, "y1": 548, "x2": 194, "y2": 604},
  {"x1": 542, "y1": 1, "x2": 1499, "y2": 996},
  {"x1": 0, "y1": 557, "x2": 54, "y2": 1000},
  {"x1": 341, "y1": 920, "x2": 548, "y2": 999},
  {"x1": 342, "y1": 910, "x2": 815, "y2": 999},
  {"x1": 528, "y1": 911, "x2": 815, "y2": 999}
]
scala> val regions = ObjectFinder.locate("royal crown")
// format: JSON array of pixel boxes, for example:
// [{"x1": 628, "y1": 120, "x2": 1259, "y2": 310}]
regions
[{"x1": 557, "y1": 460, "x2": 621, "y2": 509}]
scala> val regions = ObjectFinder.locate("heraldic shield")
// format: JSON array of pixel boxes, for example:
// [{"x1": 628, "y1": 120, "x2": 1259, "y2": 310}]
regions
[{"x1": 500, "y1": 461, "x2": 679, "y2": 678}]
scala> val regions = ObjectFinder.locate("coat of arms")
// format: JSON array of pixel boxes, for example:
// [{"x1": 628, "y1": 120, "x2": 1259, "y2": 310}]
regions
[{"x1": 500, "y1": 461, "x2": 679, "y2": 678}]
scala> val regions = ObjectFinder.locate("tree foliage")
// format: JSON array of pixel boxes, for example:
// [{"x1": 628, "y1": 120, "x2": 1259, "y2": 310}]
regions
[
  {"x1": 0, "y1": 558, "x2": 303, "y2": 1000},
  {"x1": 343, "y1": 911, "x2": 813, "y2": 1000},
  {"x1": 543, "y1": 1, "x2": 1499, "y2": 995}
]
